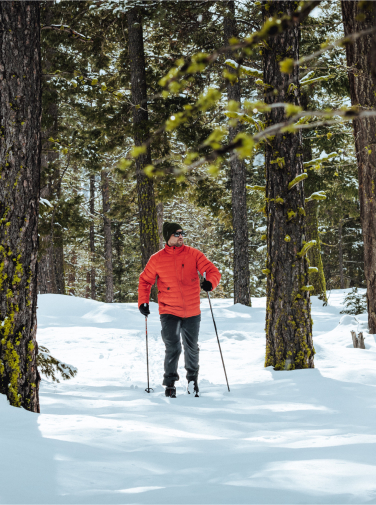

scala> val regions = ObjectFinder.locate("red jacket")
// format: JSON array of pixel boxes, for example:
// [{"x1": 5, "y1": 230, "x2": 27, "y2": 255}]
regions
[{"x1": 138, "y1": 244, "x2": 221, "y2": 318}]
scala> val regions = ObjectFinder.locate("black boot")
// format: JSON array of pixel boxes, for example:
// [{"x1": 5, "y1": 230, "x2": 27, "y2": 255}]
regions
[
  {"x1": 165, "y1": 385, "x2": 176, "y2": 398},
  {"x1": 187, "y1": 380, "x2": 199, "y2": 397}
]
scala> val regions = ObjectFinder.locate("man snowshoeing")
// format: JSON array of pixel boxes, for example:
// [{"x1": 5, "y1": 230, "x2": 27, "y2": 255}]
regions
[{"x1": 138, "y1": 222, "x2": 221, "y2": 398}]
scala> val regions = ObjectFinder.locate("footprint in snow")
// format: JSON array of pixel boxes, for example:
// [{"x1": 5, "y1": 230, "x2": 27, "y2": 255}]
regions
[{"x1": 99, "y1": 354, "x2": 104, "y2": 359}]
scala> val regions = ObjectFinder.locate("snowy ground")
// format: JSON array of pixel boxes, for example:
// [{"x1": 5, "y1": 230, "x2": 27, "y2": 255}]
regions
[{"x1": 2, "y1": 289, "x2": 376, "y2": 504}]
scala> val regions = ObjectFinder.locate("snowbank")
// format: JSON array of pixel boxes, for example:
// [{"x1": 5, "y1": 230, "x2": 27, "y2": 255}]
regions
[{"x1": 2, "y1": 289, "x2": 376, "y2": 504}]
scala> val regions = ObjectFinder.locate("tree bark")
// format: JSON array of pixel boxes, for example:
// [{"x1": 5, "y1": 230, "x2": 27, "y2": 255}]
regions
[
  {"x1": 113, "y1": 221, "x2": 125, "y2": 301},
  {"x1": 38, "y1": 13, "x2": 65, "y2": 296},
  {"x1": 127, "y1": 7, "x2": 159, "y2": 283},
  {"x1": 263, "y1": 1, "x2": 314, "y2": 370},
  {"x1": 85, "y1": 271, "x2": 90, "y2": 299},
  {"x1": 224, "y1": 1, "x2": 251, "y2": 307},
  {"x1": 38, "y1": 174, "x2": 65, "y2": 295},
  {"x1": 101, "y1": 170, "x2": 113, "y2": 303},
  {"x1": 338, "y1": 219, "x2": 345, "y2": 289},
  {"x1": 301, "y1": 90, "x2": 327, "y2": 302},
  {"x1": 342, "y1": 1, "x2": 376, "y2": 332},
  {"x1": 54, "y1": 231, "x2": 65, "y2": 294},
  {"x1": 0, "y1": 2, "x2": 41, "y2": 411},
  {"x1": 89, "y1": 174, "x2": 96, "y2": 299},
  {"x1": 156, "y1": 202, "x2": 164, "y2": 250},
  {"x1": 68, "y1": 251, "x2": 76, "y2": 296}
]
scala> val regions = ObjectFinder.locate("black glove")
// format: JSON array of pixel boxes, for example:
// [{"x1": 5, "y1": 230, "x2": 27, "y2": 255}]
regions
[
  {"x1": 139, "y1": 303, "x2": 150, "y2": 317},
  {"x1": 201, "y1": 279, "x2": 212, "y2": 292}
]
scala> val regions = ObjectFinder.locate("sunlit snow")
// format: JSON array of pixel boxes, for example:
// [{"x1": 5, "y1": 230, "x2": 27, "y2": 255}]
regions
[{"x1": 2, "y1": 289, "x2": 376, "y2": 504}]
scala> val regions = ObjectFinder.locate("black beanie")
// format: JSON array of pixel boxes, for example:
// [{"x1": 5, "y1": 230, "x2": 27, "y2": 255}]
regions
[{"x1": 163, "y1": 222, "x2": 183, "y2": 243}]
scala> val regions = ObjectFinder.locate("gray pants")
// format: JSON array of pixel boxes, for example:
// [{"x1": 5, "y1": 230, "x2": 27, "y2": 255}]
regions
[{"x1": 160, "y1": 314, "x2": 201, "y2": 386}]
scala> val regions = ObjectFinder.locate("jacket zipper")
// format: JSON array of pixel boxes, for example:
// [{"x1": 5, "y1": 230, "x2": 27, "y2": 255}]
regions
[{"x1": 174, "y1": 249, "x2": 186, "y2": 318}]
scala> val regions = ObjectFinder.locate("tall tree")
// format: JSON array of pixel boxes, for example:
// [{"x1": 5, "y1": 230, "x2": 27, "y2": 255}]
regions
[
  {"x1": 301, "y1": 90, "x2": 327, "y2": 302},
  {"x1": 0, "y1": 2, "x2": 41, "y2": 411},
  {"x1": 156, "y1": 202, "x2": 164, "y2": 251},
  {"x1": 101, "y1": 170, "x2": 113, "y2": 303},
  {"x1": 89, "y1": 174, "x2": 96, "y2": 299},
  {"x1": 38, "y1": 1, "x2": 65, "y2": 296},
  {"x1": 224, "y1": 1, "x2": 251, "y2": 307},
  {"x1": 127, "y1": 7, "x2": 159, "y2": 276},
  {"x1": 305, "y1": 200, "x2": 327, "y2": 299},
  {"x1": 341, "y1": 1, "x2": 376, "y2": 332},
  {"x1": 263, "y1": 1, "x2": 314, "y2": 370}
]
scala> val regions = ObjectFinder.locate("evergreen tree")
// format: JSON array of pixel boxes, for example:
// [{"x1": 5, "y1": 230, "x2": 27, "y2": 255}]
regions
[
  {"x1": 340, "y1": 287, "x2": 367, "y2": 315},
  {"x1": 342, "y1": 1, "x2": 376, "y2": 333},
  {"x1": 0, "y1": 2, "x2": 41, "y2": 411},
  {"x1": 263, "y1": 1, "x2": 314, "y2": 370},
  {"x1": 127, "y1": 7, "x2": 159, "y2": 277},
  {"x1": 224, "y1": 1, "x2": 251, "y2": 307}
]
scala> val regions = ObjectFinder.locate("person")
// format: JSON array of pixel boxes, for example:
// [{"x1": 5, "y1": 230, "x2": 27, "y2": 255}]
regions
[{"x1": 138, "y1": 222, "x2": 221, "y2": 398}]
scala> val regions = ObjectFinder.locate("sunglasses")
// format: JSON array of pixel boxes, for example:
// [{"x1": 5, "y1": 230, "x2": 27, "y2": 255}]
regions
[{"x1": 173, "y1": 231, "x2": 186, "y2": 237}]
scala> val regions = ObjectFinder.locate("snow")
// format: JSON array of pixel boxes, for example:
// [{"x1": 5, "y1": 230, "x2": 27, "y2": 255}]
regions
[
  {"x1": 2, "y1": 289, "x2": 376, "y2": 504},
  {"x1": 224, "y1": 59, "x2": 263, "y2": 78},
  {"x1": 40, "y1": 198, "x2": 53, "y2": 208}
]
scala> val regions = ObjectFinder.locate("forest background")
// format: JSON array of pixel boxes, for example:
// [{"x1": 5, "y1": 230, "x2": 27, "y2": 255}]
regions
[
  {"x1": 2, "y1": 0, "x2": 376, "y2": 412},
  {"x1": 38, "y1": 0, "x2": 363, "y2": 304}
]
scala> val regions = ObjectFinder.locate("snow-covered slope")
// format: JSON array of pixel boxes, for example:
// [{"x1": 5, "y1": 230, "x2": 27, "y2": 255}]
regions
[{"x1": 2, "y1": 290, "x2": 376, "y2": 504}]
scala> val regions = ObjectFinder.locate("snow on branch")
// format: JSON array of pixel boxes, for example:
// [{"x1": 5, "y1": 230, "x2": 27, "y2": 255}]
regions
[
  {"x1": 224, "y1": 59, "x2": 263, "y2": 78},
  {"x1": 288, "y1": 173, "x2": 308, "y2": 190},
  {"x1": 304, "y1": 151, "x2": 338, "y2": 167},
  {"x1": 297, "y1": 240, "x2": 317, "y2": 258},
  {"x1": 41, "y1": 25, "x2": 92, "y2": 42},
  {"x1": 305, "y1": 191, "x2": 326, "y2": 203}
]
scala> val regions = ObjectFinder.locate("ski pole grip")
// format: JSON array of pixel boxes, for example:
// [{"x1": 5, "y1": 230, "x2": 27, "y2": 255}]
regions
[{"x1": 203, "y1": 272, "x2": 206, "y2": 280}]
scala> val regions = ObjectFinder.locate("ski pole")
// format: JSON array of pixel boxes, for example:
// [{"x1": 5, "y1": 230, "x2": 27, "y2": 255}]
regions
[
  {"x1": 204, "y1": 272, "x2": 230, "y2": 392},
  {"x1": 144, "y1": 305, "x2": 153, "y2": 393}
]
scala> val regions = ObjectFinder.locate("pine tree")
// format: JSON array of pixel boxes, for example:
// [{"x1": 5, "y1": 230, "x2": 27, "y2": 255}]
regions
[
  {"x1": 0, "y1": 2, "x2": 41, "y2": 411},
  {"x1": 340, "y1": 287, "x2": 367, "y2": 315},
  {"x1": 224, "y1": 1, "x2": 251, "y2": 307},
  {"x1": 127, "y1": 7, "x2": 159, "y2": 277},
  {"x1": 263, "y1": 1, "x2": 314, "y2": 370},
  {"x1": 341, "y1": 1, "x2": 376, "y2": 332},
  {"x1": 101, "y1": 169, "x2": 114, "y2": 303}
]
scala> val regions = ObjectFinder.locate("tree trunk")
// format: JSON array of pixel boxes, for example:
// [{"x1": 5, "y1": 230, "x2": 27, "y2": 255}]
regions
[
  {"x1": 68, "y1": 251, "x2": 76, "y2": 295},
  {"x1": 38, "y1": 237, "x2": 56, "y2": 294},
  {"x1": 338, "y1": 219, "x2": 345, "y2": 289},
  {"x1": 127, "y1": 7, "x2": 159, "y2": 291},
  {"x1": 89, "y1": 174, "x2": 96, "y2": 299},
  {"x1": 38, "y1": 175, "x2": 65, "y2": 295},
  {"x1": 101, "y1": 170, "x2": 113, "y2": 303},
  {"x1": 224, "y1": 1, "x2": 251, "y2": 307},
  {"x1": 263, "y1": 1, "x2": 314, "y2": 370},
  {"x1": 0, "y1": 2, "x2": 41, "y2": 411},
  {"x1": 54, "y1": 236, "x2": 65, "y2": 294},
  {"x1": 342, "y1": 1, "x2": 376, "y2": 332},
  {"x1": 52, "y1": 174, "x2": 65, "y2": 294},
  {"x1": 38, "y1": 16, "x2": 65, "y2": 296},
  {"x1": 156, "y1": 202, "x2": 164, "y2": 250},
  {"x1": 85, "y1": 271, "x2": 90, "y2": 299},
  {"x1": 305, "y1": 200, "x2": 327, "y2": 301},
  {"x1": 113, "y1": 221, "x2": 125, "y2": 301},
  {"x1": 300, "y1": 89, "x2": 327, "y2": 303}
]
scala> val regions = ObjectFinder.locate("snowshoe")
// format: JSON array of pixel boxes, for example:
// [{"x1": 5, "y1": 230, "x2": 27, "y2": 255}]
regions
[
  {"x1": 165, "y1": 386, "x2": 176, "y2": 398},
  {"x1": 187, "y1": 381, "x2": 199, "y2": 397}
]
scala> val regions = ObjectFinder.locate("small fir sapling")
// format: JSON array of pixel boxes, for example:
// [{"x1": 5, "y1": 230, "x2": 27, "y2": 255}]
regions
[
  {"x1": 37, "y1": 346, "x2": 77, "y2": 382},
  {"x1": 340, "y1": 287, "x2": 367, "y2": 315}
]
